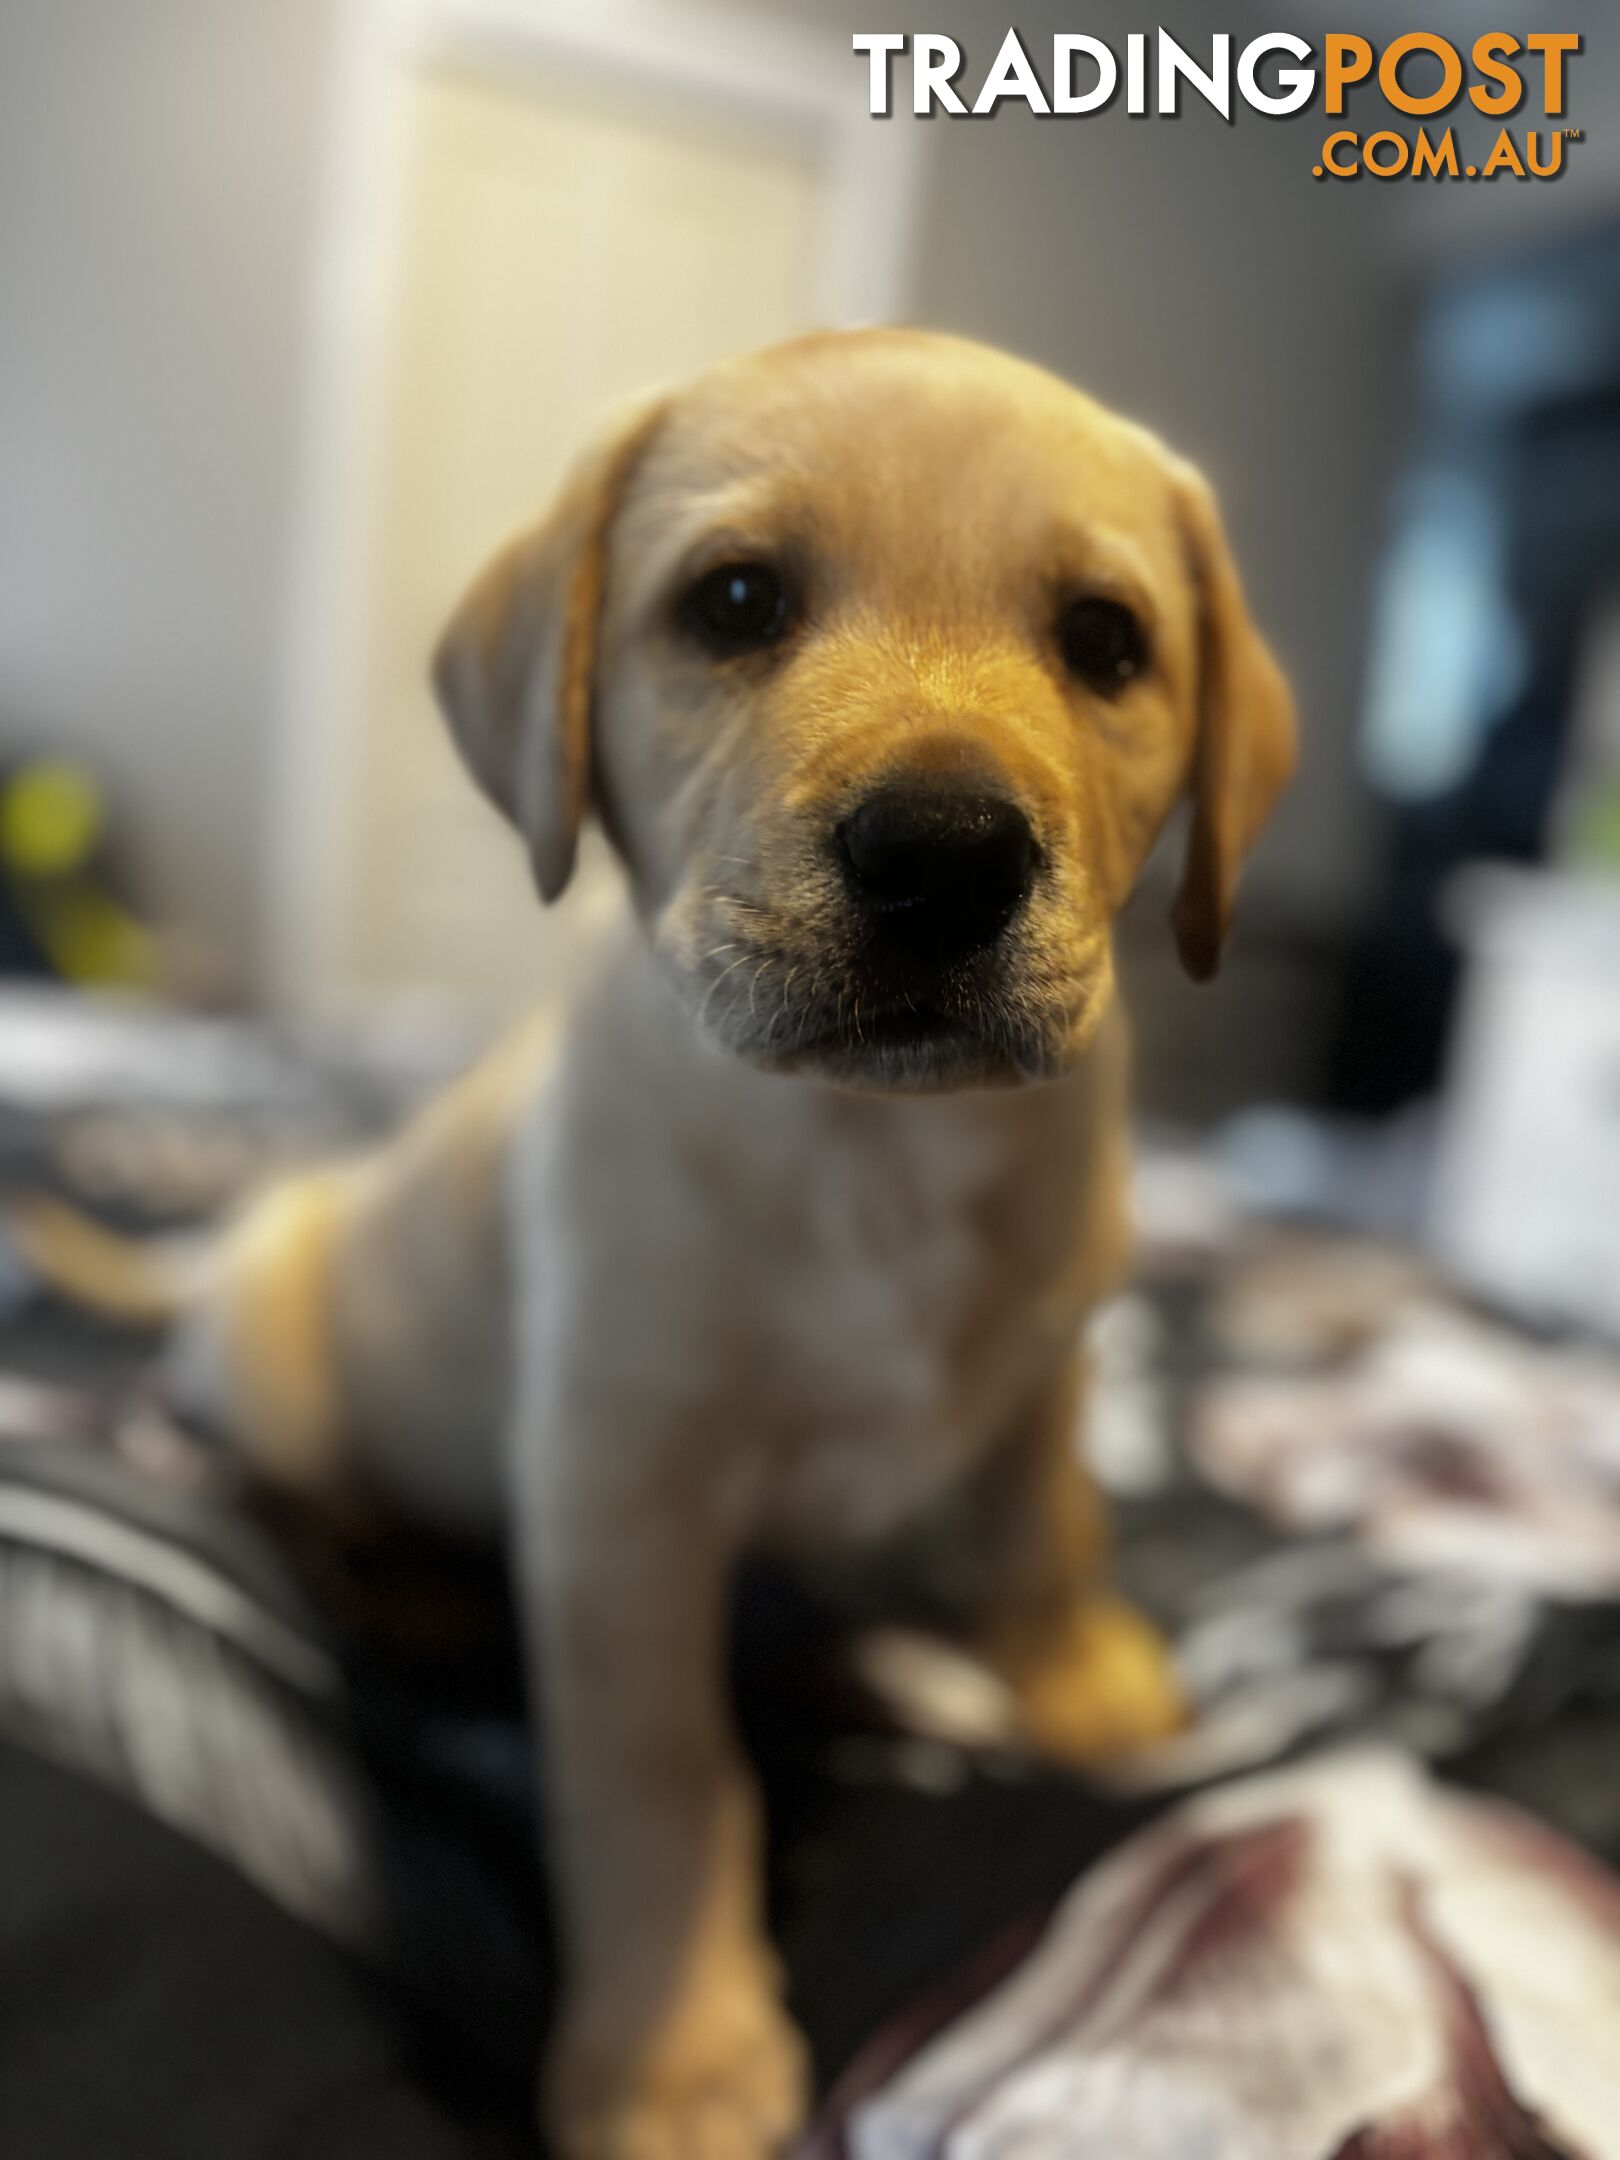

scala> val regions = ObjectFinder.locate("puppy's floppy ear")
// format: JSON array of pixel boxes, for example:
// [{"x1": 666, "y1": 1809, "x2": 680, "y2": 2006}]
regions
[
  {"x1": 430, "y1": 397, "x2": 667, "y2": 902},
  {"x1": 1170, "y1": 463, "x2": 1298, "y2": 982}
]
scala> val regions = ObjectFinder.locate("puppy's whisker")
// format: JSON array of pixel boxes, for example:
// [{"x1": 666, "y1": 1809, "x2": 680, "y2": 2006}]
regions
[{"x1": 699, "y1": 950, "x2": 757, "y2": 1033}]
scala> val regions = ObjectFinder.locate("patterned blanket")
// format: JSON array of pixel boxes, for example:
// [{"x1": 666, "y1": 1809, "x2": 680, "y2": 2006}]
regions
[{"x1": 3, "y1": 991, "x2": 1619, "y2": 2156}]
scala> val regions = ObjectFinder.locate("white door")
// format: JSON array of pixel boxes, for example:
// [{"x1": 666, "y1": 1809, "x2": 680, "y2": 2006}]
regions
[{"x1": 272, "y1": 14, "x2": 915, "y2": 1028}]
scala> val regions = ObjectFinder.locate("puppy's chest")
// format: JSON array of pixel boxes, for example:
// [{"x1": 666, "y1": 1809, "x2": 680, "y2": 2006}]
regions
[{"x1": 740, "y1": 1131, "x2": 1078, "y2": 1545}]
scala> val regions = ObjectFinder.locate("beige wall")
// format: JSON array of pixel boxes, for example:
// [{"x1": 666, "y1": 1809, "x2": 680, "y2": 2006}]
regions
[
  {"x1": 0, "y1": 0, "x2": 338, "y2": 985},
  {"x1": 2, "y1": 0, "x2": 1612, "y2": 994},
  {"x1": 888, "y1": 0, "x2": 1406, "y2": 931}
]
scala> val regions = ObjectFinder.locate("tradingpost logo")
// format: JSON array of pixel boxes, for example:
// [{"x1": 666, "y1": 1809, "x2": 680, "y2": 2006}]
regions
[{"x1": 853, "y1": 29, "x2": 1583, "y2": 183}]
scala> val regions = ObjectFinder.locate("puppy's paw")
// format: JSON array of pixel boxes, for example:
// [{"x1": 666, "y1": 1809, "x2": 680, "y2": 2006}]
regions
[
  {"x1": 550, "y1": 1983, "x2": 809, "y2": 2160},
  {"x1": 1006, "y1": 1594, "x2": 1188, "y2": 1766}
]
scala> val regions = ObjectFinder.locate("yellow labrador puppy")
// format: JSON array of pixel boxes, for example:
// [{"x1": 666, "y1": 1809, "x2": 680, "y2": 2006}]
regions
[{"x1": 22, "y1": 330, "x2": 1295, "y2": 2159}]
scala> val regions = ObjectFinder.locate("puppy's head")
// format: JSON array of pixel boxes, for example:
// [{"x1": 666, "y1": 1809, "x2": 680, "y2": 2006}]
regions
[{"x1": 433, "y1": 330, "x2": 1295, "y2": 1089}]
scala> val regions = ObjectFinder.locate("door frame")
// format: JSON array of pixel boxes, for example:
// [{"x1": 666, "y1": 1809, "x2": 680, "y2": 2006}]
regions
[{"x1": 264, "y1": 0, "x2": 924, "y2": 1015}]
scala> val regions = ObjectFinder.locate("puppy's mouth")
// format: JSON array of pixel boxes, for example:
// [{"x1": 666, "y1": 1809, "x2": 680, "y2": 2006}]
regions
[
  {"x1": 685, "y1": 926, "x2": 1102, "y2": 1091},
  {"x1": 790, "y1": 1000, "x2": 984, "y2": 1082},
  {"x1": 672, "y1": 806, "x2": 1112, "y2": 1088}
]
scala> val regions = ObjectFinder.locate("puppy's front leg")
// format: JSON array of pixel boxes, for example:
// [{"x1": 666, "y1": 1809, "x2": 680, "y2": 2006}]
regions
[
  {"x1": 516, "y1": 1400, "x2": 806, "y2": 2160},
  {"x1": 882, "y1": 1356, "x2": 1186, "y2": 1765},
  {"x1": 986, "y1": 1363, "x2": 1187, "y2": 1764}
]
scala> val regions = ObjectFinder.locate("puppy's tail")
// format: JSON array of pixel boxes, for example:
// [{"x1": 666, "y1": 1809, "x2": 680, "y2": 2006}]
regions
[{"x1": 4, "y1": 1192, "x2": 209, "y2": 1327}]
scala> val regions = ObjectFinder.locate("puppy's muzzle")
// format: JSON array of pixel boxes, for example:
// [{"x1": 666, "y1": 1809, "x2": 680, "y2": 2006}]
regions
[{"x1": 836, "y1": 782, "x2": 1038, "y2": 965}]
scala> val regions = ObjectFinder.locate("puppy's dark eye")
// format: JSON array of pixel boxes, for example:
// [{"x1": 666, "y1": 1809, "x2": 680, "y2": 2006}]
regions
[
  {"x1": 1060, "y1": 596, "x2": 1148, "y2": 693},
  {"x1": 678, "y1": 561, "x2": 789, "y2": 655}
]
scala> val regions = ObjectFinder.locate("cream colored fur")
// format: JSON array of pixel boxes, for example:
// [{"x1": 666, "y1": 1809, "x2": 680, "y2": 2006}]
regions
[{"x1": 22, "y1": 331, "x2": 1295, "y2": 2160}]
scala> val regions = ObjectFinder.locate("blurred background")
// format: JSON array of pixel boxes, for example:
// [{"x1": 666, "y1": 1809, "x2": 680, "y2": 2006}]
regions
[
  {"x1": 5, "y1": 10, "x2": 1620, "y2": 2155},
  {"x1": 4, "y1": 0, "x2": 1619, "y2": 1332}
]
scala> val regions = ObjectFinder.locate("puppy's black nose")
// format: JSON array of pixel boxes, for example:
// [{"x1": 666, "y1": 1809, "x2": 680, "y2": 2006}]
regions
[{"x1": 837, "y1": 784, "x2": 1038, "y2": 960}]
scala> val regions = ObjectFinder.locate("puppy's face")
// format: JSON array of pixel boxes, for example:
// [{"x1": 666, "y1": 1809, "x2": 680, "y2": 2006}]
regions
[{"x1": 434, "y1": 332, "x2": 1295, "y2": 1090}]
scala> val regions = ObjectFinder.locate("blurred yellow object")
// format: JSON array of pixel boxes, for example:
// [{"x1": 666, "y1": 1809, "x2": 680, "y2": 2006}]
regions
[
  {"x1": 0, "y1": 757, "x2": 158, "y2": 989},
  {"x1": 0, "y1": 759, "x2": 105, "y2": 877},
  {"x1": 1566, "y1": 775, "x2": 1620, "y2": 875},
  {"x1": 37, "y1": 884, "x2": 157, "y2": 989}
]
